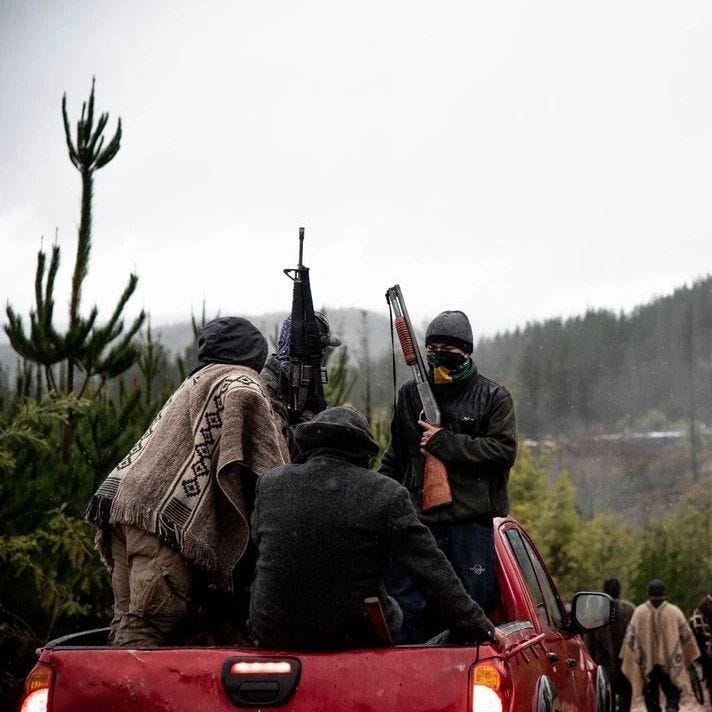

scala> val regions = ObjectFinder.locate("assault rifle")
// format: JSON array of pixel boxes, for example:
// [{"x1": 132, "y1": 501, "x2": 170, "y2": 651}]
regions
[
  {"x1": 385, "y1": 284, "x2": 453, "y2": 510},
  {"x1": 689, "y1": 662, "x2": 704, "y2": 706},
  {"x1": 283, "y1": 227, "x2": 327, "y2": 422}
]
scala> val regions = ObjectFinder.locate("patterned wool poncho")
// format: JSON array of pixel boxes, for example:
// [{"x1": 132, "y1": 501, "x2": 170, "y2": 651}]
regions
[
  {"x1": 86, "y1": 363, "x2": 289, "y2": 590},
  {"x1": 621, "y1": 600, "x2": 701, "y2": 701}
]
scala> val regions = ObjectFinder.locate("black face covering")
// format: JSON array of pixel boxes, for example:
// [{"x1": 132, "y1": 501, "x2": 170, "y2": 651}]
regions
[{"x1": 427, "y1": 350, "x2": 469, "y2": 371}]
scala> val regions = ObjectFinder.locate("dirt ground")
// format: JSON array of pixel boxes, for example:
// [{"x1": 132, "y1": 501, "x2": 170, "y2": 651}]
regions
[{"x1": 631, "y1": 689, "x2": 710, "y2": 711}]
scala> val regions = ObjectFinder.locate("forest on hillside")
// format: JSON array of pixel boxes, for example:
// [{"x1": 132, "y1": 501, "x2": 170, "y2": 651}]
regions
[
  {"x1": 476, "y1": 278, "x2": 712, "y2": 437},
  {"x1": 4, "y1": 276, "x2": 712, "y2": 444}
]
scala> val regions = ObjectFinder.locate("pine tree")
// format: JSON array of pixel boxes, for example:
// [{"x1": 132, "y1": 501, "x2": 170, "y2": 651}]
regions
[
  {"x1": 683, "y1": 299, "x2": 701, "y2": 482},
  {"x1": 324, "y1": 346, "x2": 356, "y2": 406},
  {"x1": 4, "y1": 79, "x2": 145, "y2": 465},
  {"x1": 359, "y1": 310, "x2": 373, "y2": 422},
  {"x1": 175, "y1": 303, "x2": 209, "y2": 380}
]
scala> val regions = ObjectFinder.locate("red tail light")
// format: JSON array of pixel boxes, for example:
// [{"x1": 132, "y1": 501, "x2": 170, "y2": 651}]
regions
[
  {"x1": 20, "y1": 663, "x2": 53, "y2": 712},
  {"x1": 470, "y1": 661, "x2": 507, "y2": 712}
]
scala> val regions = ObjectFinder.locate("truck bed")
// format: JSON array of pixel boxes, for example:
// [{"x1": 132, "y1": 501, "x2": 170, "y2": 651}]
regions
[
  {"x1": 38, "y1": 622, "x2": 539, "y2": 712},
  {"x1": 23, "y1": 519, "x2": 611, "y2": 712}
]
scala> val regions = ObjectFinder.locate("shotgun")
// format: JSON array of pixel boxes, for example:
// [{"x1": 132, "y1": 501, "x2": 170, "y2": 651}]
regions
[{"x1": 385, "y1": 284, "x2": 452, "y2": 510}]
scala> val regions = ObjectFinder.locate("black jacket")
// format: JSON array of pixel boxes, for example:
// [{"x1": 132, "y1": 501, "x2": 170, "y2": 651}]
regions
[
  {"x1": 249, "y1": 407, "x2": 495, "y2": 650},
  {"x1": 380, "y1": 366, "x2": 516, "y2": 526}
]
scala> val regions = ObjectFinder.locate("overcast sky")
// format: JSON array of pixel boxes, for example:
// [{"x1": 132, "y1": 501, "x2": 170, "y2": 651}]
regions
[{"x1": 2, "y1": 0, "x2": 712, "y2": 341}]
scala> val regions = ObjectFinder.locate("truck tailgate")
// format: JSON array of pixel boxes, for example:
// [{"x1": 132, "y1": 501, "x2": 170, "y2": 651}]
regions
[{"x1": 43, "y1": 645, "x2": 491, "y2": 712}]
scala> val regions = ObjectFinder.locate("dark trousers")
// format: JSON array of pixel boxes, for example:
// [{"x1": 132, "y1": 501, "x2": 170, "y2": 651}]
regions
[
  {"x1": 705, "y1": 659, "x2": 712, "y2": 705},
  {"x1": 610, "y1": 669, "x2": 632, "y2": 712},
  {"x1": 643, "y1": 665, "x2": 681, "y2": 712},
  {"x1": 389, "y1": 522, "x2": 495, "y2": 644}
]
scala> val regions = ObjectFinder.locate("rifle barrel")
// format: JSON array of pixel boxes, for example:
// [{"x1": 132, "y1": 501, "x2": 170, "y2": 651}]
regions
[
  {"x1": 298, "y1": 227, "x2": 305, "y2": 267},
  {"x1": 386, "y1": 284, "x2": 441, "y2": 424}
]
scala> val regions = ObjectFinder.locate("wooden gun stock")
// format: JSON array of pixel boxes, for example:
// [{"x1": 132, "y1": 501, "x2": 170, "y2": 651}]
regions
[
  {"x1": 364, "y1": 597, "x2": 393, "y2": 646},
  {"x1": 423, "y1": 452, "x2": 452, "y2": 510}
]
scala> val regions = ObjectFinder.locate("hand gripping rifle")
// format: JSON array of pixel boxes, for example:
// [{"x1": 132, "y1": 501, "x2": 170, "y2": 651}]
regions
[
  {"x1": 283, "y1": 228, "x2": 327, "y2": 421},
  {"x1": 386, "y1": 284, "x2": 453, "y2": 510}
]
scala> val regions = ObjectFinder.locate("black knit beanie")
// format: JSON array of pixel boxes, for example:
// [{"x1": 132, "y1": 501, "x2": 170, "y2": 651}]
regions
[{"x1": 425, "y1": 310, "x2": 474, "y2": 353}]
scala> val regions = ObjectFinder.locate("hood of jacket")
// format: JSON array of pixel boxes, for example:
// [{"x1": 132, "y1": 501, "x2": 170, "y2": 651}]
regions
[
  {"x1": 197, "y1": 316, "x2": 268, "y2": 372},
  {"x1": 294, "y1": 406, "x2": 380, "y2": 463}
]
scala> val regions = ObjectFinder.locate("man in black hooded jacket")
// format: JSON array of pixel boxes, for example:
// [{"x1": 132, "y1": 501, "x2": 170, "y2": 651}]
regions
[
  {"x1": 249, "y1": 406, "x2": 500, "y2": 650},
  {"x1": 380, "y1": 310, "x2": 516, "y2": 643}
]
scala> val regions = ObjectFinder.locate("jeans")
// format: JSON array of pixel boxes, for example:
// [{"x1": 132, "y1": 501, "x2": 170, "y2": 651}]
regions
[
  {"x1": 389, "y1": 522, "x2": 495, "y2": 644},
  {"x1": 643, "y1": 666, "x2": 681, "y2": 712}
]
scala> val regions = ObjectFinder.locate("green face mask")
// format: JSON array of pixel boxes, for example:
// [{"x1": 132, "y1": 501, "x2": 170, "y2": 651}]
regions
[
  {"x1": 427, "y1": 351, "x2": 473, "y2": 384},
  {"x1": 427, "y1": 350, "x2": 469, "y2": 370}
]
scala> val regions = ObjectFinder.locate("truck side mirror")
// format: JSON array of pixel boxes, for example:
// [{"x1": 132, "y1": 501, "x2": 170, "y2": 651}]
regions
[{"x1": 570, "y1": 592, "x2": 614, "y2": 631}]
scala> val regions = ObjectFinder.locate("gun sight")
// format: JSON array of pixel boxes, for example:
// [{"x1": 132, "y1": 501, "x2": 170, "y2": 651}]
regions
[{"x1": 284, "y1": 227, "x2": 307, "y2": 281}]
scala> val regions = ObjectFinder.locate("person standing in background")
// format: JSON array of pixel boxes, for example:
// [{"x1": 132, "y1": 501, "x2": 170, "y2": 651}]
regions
[
  {"x1": 586, "y1": 578, "x2": 635, "y2": 712},
  {"x1": 690, "y1": 593, "x2": 712, "y2": 706},
  {"x1": 621, "y1": 579, "x2": 700, "y2": 712}
]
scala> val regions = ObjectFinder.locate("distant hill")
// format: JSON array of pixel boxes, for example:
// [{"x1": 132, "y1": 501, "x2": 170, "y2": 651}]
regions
[
  {"x1": 148, "y1": 308, "x2": 397, "y2": 359},
  {"x1": 528, "y1": 428, "x2": 711, "y2": 525},
  {"x1": 3, "y1": 288, "x2": 711, "y2": 522},
  {"x1": 0, "y1": 308, "x2": 400, "y2": 389},
  {"x1": 4, "y1": 276, "x2": 712, "y2": 440},
  {"x1": 476, "y1": 275, "x2": 712, "y2": 437}
]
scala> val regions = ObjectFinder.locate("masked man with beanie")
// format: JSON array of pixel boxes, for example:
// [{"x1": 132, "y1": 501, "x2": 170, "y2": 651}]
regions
[
  {"x1": 380, "y1": 310, "x2": 517, "y2": 643},
  {"x1": 249, "y1": 406, "x2": 502, "y2": 650},
  {"x1": 86, "y1": 316, "x2": 289, "y2": 647}
]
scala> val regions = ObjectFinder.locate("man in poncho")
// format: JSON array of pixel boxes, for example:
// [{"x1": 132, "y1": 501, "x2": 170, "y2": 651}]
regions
[
  {"x1": 86, "y1": 316, "x2": 289, "y2": 647},
  {"x1": 621, "y1": 579, "x2": 700, "y2": 712}
]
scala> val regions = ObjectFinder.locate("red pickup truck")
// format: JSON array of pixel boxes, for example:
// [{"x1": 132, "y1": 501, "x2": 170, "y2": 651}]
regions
[{"x1": 20, "y1": 517, "x2": 612, "y2": 712}]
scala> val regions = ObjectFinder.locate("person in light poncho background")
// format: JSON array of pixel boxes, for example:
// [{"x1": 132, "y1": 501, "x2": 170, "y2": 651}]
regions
[{"x1": 621, "y1": 579, "x2": 700, "y2": 712}]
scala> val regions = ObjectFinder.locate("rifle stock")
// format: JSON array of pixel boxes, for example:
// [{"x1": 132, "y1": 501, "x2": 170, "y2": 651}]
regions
[
  {"x1": 386, "y1": 285, "x2": 453, "y2": 511},
  {"x1": 423, "y1": 452, "x2": 452, "y2": 510}
]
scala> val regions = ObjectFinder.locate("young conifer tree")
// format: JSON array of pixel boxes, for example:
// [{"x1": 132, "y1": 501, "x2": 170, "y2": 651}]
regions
[{"x1": 5, "y1": 79, "x2": 145, "y2": 464}]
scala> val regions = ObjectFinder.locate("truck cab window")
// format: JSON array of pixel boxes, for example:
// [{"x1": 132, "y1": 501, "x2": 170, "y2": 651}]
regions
[
  {"x1": 505, "y1": 529, "x2": 549, "y2": 627},
  {"x1": 522, "y1": 535, "x2": 564, "y2": 629}
]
